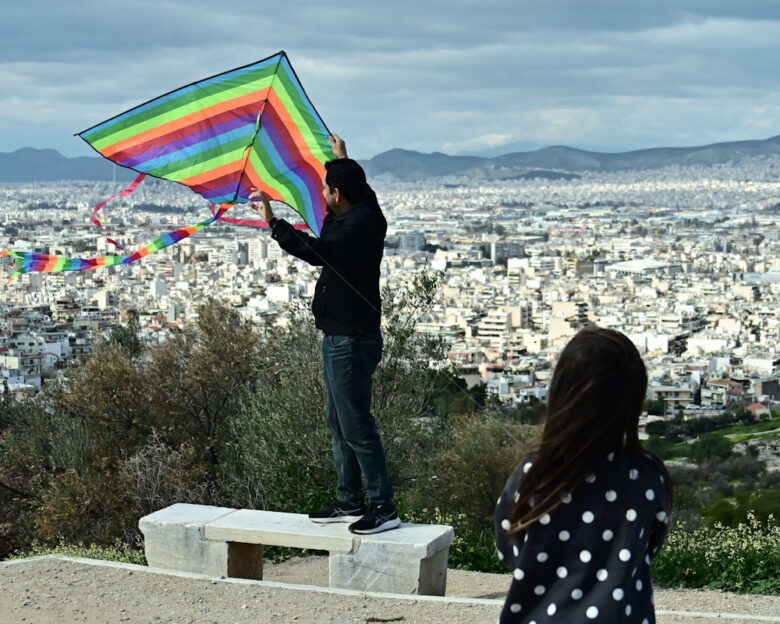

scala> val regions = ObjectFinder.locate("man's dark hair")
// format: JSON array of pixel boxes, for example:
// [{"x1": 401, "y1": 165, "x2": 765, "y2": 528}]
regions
[{"x1": 325, "y1": 158, "x2": 370, "y2": 204}]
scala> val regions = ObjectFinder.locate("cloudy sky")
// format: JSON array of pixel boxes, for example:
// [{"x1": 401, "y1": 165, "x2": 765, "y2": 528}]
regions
[{"x1": 3, "y1": 0, "x2": 780, "y2": 158}]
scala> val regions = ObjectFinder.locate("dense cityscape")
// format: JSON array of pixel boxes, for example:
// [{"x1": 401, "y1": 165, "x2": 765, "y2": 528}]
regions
[{"x1": 1, "y1": 159, "x2": 779, "y2": 456}]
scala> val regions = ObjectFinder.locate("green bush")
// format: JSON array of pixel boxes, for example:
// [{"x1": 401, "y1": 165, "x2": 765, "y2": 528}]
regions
[
  {"x1": 702, "y1": 490, "x2": 780, "y2": 528},
  {"x1": 405, "y1": 412, "x2": 539, "y2": 530},
  {"x1": 652, "y1": 514, "x2": 780, "y2": 594},
  {"x1": 690, "y1": 434, "x2": 733, "y2": 462},
  {"x1": 10, "y1": 539, "x2": 146, "y2": 565}
]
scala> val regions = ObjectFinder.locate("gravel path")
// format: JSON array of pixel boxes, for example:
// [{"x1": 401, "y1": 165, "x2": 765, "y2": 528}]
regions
[{"x1": 2, "y1": 555, "x2": 780, "y2": 624}]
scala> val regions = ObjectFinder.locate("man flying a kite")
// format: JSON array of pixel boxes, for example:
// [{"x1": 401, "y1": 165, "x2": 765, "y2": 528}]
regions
[{"x1": 249, "y1": 135, "x2": 399, "y2": 535}]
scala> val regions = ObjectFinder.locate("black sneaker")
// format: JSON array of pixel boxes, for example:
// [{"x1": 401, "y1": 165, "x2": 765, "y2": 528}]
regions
[
  {"x1": 348, "y1": 504, "x2": 401, "y2": 534},
  {"x1": 309, "y1": 500, "x2": 366, "y2": 523}
]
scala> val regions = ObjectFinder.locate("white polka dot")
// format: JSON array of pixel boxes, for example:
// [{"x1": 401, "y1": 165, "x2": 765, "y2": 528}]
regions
[
  {"x1": 524, "y1": 533, "x2": 529, "y2": 542},
  {"x1": 562, "y1": 493, "x2": 572, "y2": 504},
  {"x1": 613, "y1": 588, "x2": 624, "y2": 600},
  {"x1": 625, "y1": 604, "x2": 632, "y2": 616},
  {"x1": 559, "y1": 530, "x2": 570, "y2": 541},
  {"x1": 605, "y1": 490, "x2": 617, "y2": 502},
  {"x1": 607, "y1": 451, "x2": 615, "y2": 461},
  {"x1": 512, "y1": 545, "x2": 519, "y2": 557},
  {"x1": 636, "y1": 579, "x2": 643, "y2": 591},
  {"x1": 497, "y1": 550, "x2": 504, "y2": 561},
  {"x1": 626, "y1": 509, "x2": 637, "y2": 521},
  {"x1": 619, "y1": 548, "x2": 631, "y2": 562},
  {"x1": 539, "y1": 513, "x2": 551, "y2": 525},
  {"x1": 586, "y1": 473, "x2": 596, "y2": 483},
  {"x1": 497, "y1": 496, "x2": 502, "y2": 505},
  {"x1": 657, "y1": 511, "x2": 667, "y2": 522},
  {"x1": 580, "y1": 550, "x2": 592, "y2": 563},
  {"x1": 510, "y1": 603, "x2": 521, "y2": 614},
  {"x1": 501, "y1": 519, "x2": 511, "y2": 530},
  {"x1": 597, "y1": 568, "x2": 608, "y2": 581},
  {"x1": 646, "y1": 489, "x2": 655, "y2": 501},
  {"x1": 534, "y1": 585, "x2": 545, "y2": 595},
  {"x1": 632, "y1": 566, "x2": 638, "y2": 577},
  {"x1": 660, "y1": 474, "x2": 665, "y2": 483},
  {"x1": 556, "y1": 566, "x2": 568, "y2": 578},
  {"x1": 639, "y1": 528, "x2": 645, "y2": 538},
  {"x1": 586, "y1": 606, "x2": 599, "y2": 619},
  {"x1": 602, "y1": 529, "x2": 614, "y2": 541},
  {"x1": 571, "y1": 588, "x2": 583, "y2": 600},
  {"x1": 513, "y1": 568, "x2": 525, "y2": 580},
  {"x1": 514, "y1": 491, "x2": 520, "y2": 502},
  {"x1": 582, "y1": 511, "x2": 595, "y2": 523},
  {"x1": 537, "y1": 552, "x2": 548, "y2": 563},
  {"x1": 629, "y1": 468, "x2": 639, "y2": 480},
  {"x1": 547, "y1": 603, "x2": 557, "y2": 616},
  {"x1": 642, "y1": 619, "x2": 649, "y2": 624},
  {"x1": 523, "y1": 462, "x2": 532, "y2": 473},
  {"x1": 645, "y1": 554, "x2": 651, "y2": 565}
]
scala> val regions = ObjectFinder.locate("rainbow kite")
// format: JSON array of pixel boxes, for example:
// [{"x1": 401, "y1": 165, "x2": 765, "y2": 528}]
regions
[
  {"x1": 79, "y1": 51, "x2": 334, "y2": 235},
  {"x1": 2, "y1": 51, "x2": 336, "y2": 281}
]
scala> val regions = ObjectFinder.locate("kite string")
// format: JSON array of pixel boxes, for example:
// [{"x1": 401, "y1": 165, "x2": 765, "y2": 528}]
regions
[{"x1": 210, "y1": 203, "x2": 309, "y2": 230}]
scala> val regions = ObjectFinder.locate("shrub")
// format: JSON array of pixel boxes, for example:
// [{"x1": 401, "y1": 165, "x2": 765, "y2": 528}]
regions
[
  {"x1": 405, "y1": 412, "x2": 540, "y2": 530},
  {"x1": 652, "y1": 514, "x2": 780, "y2": 594},
  {"x1": 702, "y1": 490, "x2": 780, "y2": 528},
  {"x1": 10, "y1": 539, "x2": 146, "y2": 565},
  {"x1": 690, "y1": 434, "x2": 733, "y2": 462}
]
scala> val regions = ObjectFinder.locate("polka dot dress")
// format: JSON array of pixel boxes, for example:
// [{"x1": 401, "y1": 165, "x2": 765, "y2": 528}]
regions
[{"x1": 494, "y1": 447, "x2": 670, "y2": 623}]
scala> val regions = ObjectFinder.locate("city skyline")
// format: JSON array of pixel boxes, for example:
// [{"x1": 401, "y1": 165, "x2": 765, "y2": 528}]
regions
[{"x1": 2, "y1": 1, "x2": 780, "y2": 159}]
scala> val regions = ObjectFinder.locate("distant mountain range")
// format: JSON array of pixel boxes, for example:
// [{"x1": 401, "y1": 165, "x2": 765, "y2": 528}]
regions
[
  {"x1": 0, "y1": 147, "x2": 136, "y2": 183},
  {"x1": 361, "y1": 135, "x2": 780, "y2": 181},
  {"x1": 3, "y1": 135, "x2": 780, "y2": 183}
]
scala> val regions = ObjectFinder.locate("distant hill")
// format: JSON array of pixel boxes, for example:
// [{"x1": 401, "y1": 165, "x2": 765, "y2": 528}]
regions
[
  {"x1": 362, "y1": 135, "x2": 780, "y2": 181},
  {"x1": 0, "y1": 148, "x2": 135, "y2": 182},
  {"x1": 3, "y1": 135, "x2": 780, "y2": 183}
]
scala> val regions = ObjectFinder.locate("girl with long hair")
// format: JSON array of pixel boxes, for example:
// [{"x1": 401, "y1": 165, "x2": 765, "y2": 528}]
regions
[{"x1": 495, "y1": 326, "x2": 673, "y2": 623}]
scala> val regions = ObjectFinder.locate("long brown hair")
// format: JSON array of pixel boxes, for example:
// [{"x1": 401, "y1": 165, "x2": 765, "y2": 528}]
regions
[{"x1": 510, "y1": 326, "x2": 673, "y2": 532}]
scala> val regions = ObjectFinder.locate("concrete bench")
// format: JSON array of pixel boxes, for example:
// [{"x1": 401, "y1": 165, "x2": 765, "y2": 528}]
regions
[{"x1": 139, "y1": 503, "x2": 454, "y2": 595}]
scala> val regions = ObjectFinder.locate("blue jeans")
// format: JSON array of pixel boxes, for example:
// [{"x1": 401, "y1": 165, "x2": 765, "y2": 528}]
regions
[{"x1": 321, "y1": 330, "x2": 394, "y2": 507}]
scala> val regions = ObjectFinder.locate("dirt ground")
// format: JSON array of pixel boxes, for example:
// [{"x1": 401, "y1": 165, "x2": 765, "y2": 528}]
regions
[{"x1": 2, "y1": 555, "x2": 780, "y2": 624}]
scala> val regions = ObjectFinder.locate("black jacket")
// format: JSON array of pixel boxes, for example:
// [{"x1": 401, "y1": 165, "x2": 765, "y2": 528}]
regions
[{"x1": 270, "y1": 189, "x2": 386, "y2": 335}]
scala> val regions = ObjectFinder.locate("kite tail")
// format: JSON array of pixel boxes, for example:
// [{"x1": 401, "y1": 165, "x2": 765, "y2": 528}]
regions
[
  {"x1": 91, "y1": 172, "x2": 148, "y2": 249},
  {"x1": 0, "y1": 206, "x2": 228, "y2": 283}
]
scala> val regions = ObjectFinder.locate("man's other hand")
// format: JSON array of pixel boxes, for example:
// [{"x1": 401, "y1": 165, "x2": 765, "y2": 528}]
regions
[{"x1": 249, "y1": 188, "x2": 274, "y2": 222}]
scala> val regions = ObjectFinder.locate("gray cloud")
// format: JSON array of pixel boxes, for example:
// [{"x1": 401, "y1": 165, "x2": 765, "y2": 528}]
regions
[{"x1": 2, "y1": 1, "x2": 780, "y2": 158}]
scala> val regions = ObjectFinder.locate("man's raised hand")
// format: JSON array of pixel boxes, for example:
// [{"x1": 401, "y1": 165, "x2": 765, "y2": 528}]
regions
[{"x1": 330, "y1": 135, "x2": 348, "y2": 159}]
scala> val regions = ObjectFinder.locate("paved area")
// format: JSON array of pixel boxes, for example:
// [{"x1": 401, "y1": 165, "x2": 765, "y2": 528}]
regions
[{"x1": 2, "y1": 555, "x2": 780, "y2": 624}]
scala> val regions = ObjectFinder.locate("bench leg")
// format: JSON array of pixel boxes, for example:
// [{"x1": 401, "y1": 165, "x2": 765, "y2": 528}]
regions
[
  {"x1": 227, "y1": 542, "x2": 263, "y2": 580},
  {"x1": 418, "y1": 547, "x2": 448, "y2": 595},
  {"x1": 329, "y1": 543, "x2": 449, "y2": 596}
]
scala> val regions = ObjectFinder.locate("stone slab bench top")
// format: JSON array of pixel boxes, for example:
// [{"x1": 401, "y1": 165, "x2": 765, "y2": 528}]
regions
[{"x1": 143, "y1": 504, "x2": 454, "y2": 557}]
